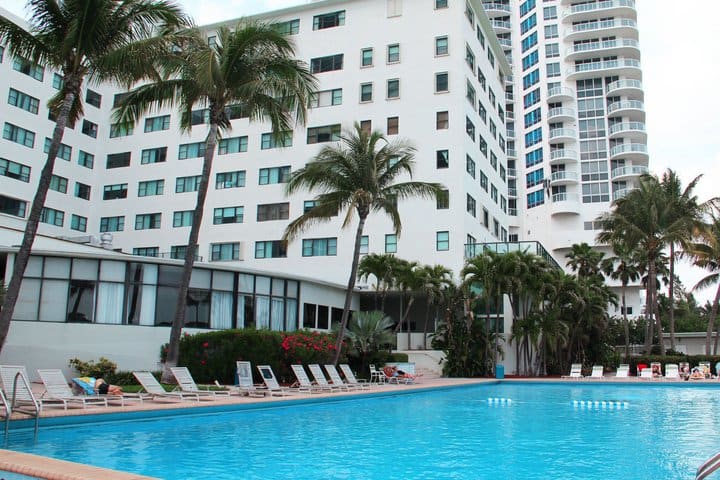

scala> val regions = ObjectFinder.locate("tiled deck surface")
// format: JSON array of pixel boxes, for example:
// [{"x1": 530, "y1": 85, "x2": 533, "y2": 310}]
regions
[{"x1": 1, "y1": 374, "x2": 717, "y2": 479}]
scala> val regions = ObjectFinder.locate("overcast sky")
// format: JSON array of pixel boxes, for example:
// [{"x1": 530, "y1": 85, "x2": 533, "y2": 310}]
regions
[{"x1": 3, "y1": 0, "x2": 718, "y2": 302}]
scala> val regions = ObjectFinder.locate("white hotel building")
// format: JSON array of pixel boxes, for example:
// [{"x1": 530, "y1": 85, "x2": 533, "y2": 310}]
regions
[{"x1": 0, "y1": 0, "x2": 645, "y2": 374}]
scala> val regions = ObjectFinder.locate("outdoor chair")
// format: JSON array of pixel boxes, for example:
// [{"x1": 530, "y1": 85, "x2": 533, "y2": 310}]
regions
[
  {"x1": 256, "y1": 365, "x2": 294, "y2": 396},
  {"x1": 170, "y1": 367, "x2": 229, "y2": 399},
  {"x1": 339, "y1": 364, "x2": 371, "y2": 389},
  {"x1": 562, "y1": 363, "x2": 583, "y2": 379},
  {"x1": 325, "y1": 364, "x2": 368, "y2": 390},
  {"x1": 588, "y1": 365, "x2": 604, "y2": 379},
  {"x1": 234, "y1": 361, "x2": 267, "y2": 397},
  {"x1": 664, "y1": 364, "x2": 680, "y2": 380},
  {"x1": 308, "y1": 364, "x2": 347, "y2": 391},
  {"x1": 290, "y1": 365, "x2": 330, "y2": 393},
  {"x1": 615, "y1": 364, "x2": 629, "y2": 378},
  {"x1": 37, "y1": 369, "x2": 109, "y2": 408},
  {"x1": 132, "y1": 371, "x2": 202, "y2": 402}
]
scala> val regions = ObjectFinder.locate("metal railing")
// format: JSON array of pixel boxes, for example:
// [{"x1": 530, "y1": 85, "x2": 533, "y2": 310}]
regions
[{"x1": 697, "y1": 452, "x2": 720, "y2": 480}]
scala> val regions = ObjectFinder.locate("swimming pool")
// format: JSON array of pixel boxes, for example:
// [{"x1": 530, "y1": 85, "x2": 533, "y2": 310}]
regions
[{"x1": 5, "y1": 382, "x2": 720, "y2": 479}]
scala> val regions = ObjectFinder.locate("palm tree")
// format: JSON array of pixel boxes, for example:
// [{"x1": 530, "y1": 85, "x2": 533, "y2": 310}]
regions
[
  {"x1": 0, "y1": 0, "x2": 187, "y2": 354},
  {"x1": 601, "y1": 240, "x2": 641, "y2": 356},
  {"x1": 462, "y1": 251, "x2": 502, "y2": 370},
  {"x1": 565, "y1": 242, "x2": 605, "y2": 280},
  {"x1": 357, "y1": 253, "x2": 400, "y2": 313},
  {"x1": 283, "y1": 124, "x2": 443, "y2": 364},
  {"x1": 344, "y1": 311, "x2": 394, "y2": 373},
  {"x1": 393, "y1": 260, "x2": 424, "y2": 349},
  {"x1": 687, "y1": 212, "x2": 720, "y2": 354},
  {"x1": 115, "y1": 22, "x2": 316, "y2": 381},
  {"x1": 419, "y1": 264, "x2": 453, "y2": 349}
]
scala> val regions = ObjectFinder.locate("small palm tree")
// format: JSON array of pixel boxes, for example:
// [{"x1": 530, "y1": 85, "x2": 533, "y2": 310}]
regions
[
  {"x1": 357, "y1": 253, "x2": 401, "y2": 313},
  {"x1": 420, "y1": 264, "x2": 453, "y2": 349},
  {"x1": 284, "y1": 123, "x2": 443, "y2": 364},
  {"x1": 115, "y1": 21, "x2": 316, "y2": 381},
  {"x1": 565, "y1": 242, "x2": 605, "y2": 280},
  {"x1": 687, "y1": 213, "x2": 720, "y2": 354},
  {"x1": 601, "y1": 240, "x2": 641, "y2": 356},
  {"x1": 344, "y1": 311, "x2": 394, "y2": 373},
  {"x1": 0, "y1": 0, "x2": 188, "y2": 353}
]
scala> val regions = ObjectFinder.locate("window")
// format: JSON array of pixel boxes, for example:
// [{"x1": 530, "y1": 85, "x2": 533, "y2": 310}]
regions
[
  {"x1": 520, "y1": 0, "x2": 536, "y2": 17},
  {"x1": 544, "y1": 24, "x2": 558, "y2": 39},
  {"x1": 525, "y1": 127, "x2": 542, "y2": 147},
  {"x1": 173, "y1": 210, "x2": 193, "y2": 227},
  {"x1": 500, "y1": 165, "x2": 506, "y2": 182},
  {"x1": 0, "y1": 194, "x2": 26, "y2": 218},
  {"x1": 51, "y1": 73, "x2": 63, "y2": 90},
  {"x1": 360, "y1": 120, "x2": 372, "y2": 134},
  {"x1": 435, "y1": 72, "x2": 449, "y2": 93},
  {"x1": 521, "y1": 32, "x2": 538, "y2": 53},
  {"x1": 311, "y1": 54, "x2": 344, "y2": 73},
  {"x1": 103, "y1": 183, "x2": 128, "y2": 200},
  {"x1": 190, "y1": 109, "x2": 209, "y2": 125},
  {"x1": 138, "y1": 179, "x2": 164, "y2": 197},
  {"x1": 255, "y1": 241, "x2": 287, "y2": 259},
  {"x1": 478, "y1": 103, "x2": 487, "y2": 123},
  {"x1": 466, "y1": 80, "x2": 476, "y2": 105},
  {"x1": 259, "y1": 166, "x2": 291, "y2": 185},
  {"x1": 8, "y1": 88, "x2": 39, "y2": 114},
  {"x1": 141, "y1": 147, "x2": 167, "y2": 164},
  {"x1": 302, "y1": 238, "x2": 337, "y2": 257},
  {"x1": 43, "y1": 138, "x2": 71, "y2": 161},
  {"x1": 310, "y1": 88, "x2": 342, "y2": 108},
  {"x1": 313, "y1": 10, "x2": 345, "y2": 30},
  {"x1": 307, "y1": 124, "x2": 341, "y2": 144},
  {"x1": 435, "y1": 0, "x2": 448, "y2": 8},
  {"x1": 109, "y1": 123, "x2": 133, "y2": 138},
  {"x1": 170, "y1": 245, "x2": 189, "y2": 260},
  {"x1": 274, "y1": 19, "x2": 299, "y2": 35},
  {"x1": 522, "y1": 50, "x2": 539, "y2": 71},
  {"x1": 144, "y1": 115, "x2": 170, "y2": 132},
  {"x1": 12, "y1": 57, "x2": 43, "y2": 81},
  {"x1": 523, "y1": 88, "x2": 540, "y2": 108},
  {"x1": 479, "y1": 135, "x2": 487, "y2": 156},
  {"x1": 582, "y1": 182, "x2": 610, "y2": 203},
  {"x1": 387, "y1": 116, "x2": 399, "y2": 135},
  {"x1": 257, "y1": 202, "x2": 290, "y2": 221},
  {"x1": 526, "y1": 148, "x2": 543, "y2": 167},
  {"x1": 466, "y1": 194, "x2": 476, "y2": 217},
  {"x1": 465, "y1": 44, "x2": 475, "y2": 70},
  {"x1": 487, "y1": 50, "x2": 494, "y2": 68},
  {"x1": 71, "y1": 214, "x2": 87, "y2": 232},
  {"x1": 211, "y1": 242, "x2": 240, "y2": 261},
  {"x1": 523, "y1": 69, "x2": 540, "y2": 89},
  {"x1": 133, "y1": 247, "x2": 159, "y2": 258},
  {"x1": 491, "y1": 184, "x2": 498, "y2": 202},
  {"x1": 545, "y1": 43, "x2": 560, "y2": 58},
  {"x1": 436, "y1": 150, "x2": 449, "y2": 169},
  {"x1": 546, "y1": 62, "x2": 561, "y2": 77},
  {"x1": 436, "y1": 111, "x2": 449, "y2": 129},
  {"x1": 359, "y1": 83, "x2": 376, "y2": 106},
  {"x1": 216, "y1": 170, "x2": 246, "y2": 189},
  {"x1": 178, "y1": 142, "x2": 205, "y2": 159},
  {"x1": 435, "y1": 36, "x2": 448, "y2": 56},
  {"x1": 466, "y1": 155, "x2": 476, "y2": 178},
  {"x1": 480, "y1": 171, "x2": 488, "y2": 191},
  {"x1": 489, "y1": 120, "x2": 497, "y2": 139},
  {"x1": 81, "y1": 120, "x2": 98, "y2": 138},
  {"x1": 527, "y1": 189, "x2": 545, "y2": 208},
  {"x1": 465, "y1": 2, "x2": 475, "y2": 25},
  {"x1": 100, "y1": 216, "x2": 124, "y2": 232},
  {"x1": 214, "y1": 206, "x2": 244, "y2": 224},
  {"x1": 386, "y1": 79, "x2": 400, "y2": 99},
  {"x1": 436, "y1": 189, "x2": 449, "y2": 209},
  {"x1": 466, "y1": 116, "x2": 475, "y2": 141},
  {"x1": 385, "y1": 234, "x2": 397, "y2": 253},
  {"x1": 477, "y1": 26, "x2": 485, "y2": 49},
  {"x1": 543, "y1": 5, "x2": 557, "y2": 20},
  {"x1": 387, "y1": 44, "x2": 400, "y2": 63},
  {"x1": 49, "y1": 175, "x2": 68, "y2": 193},
  {"x1": 0, "y1": 158, "x2": 31, "y2": 182},
  {"x1": 78, "y1": 150, "x2": 94, "y2": 169},
  {"x1": 436, "y1": 231, "x2": 449, "y2": 251},
  {"x1": 477, "y1": 70, "x2": 486, "y2": 91},
  {"x1": 3, "y1": 123, "x2": 35, "y2": 148},
  {"x1": 361, "y1": 48, "x2": 373, "y2": 67},
  {"x1": 106, "y1": 152, "x2": 131, "y2": 168},
  {"x1": 524, "y1": 108, "x2": 542, "y2": 128},
  {"x1": 75, "y1": 182, "x2": 91, "y2": 200},
  {"x1": 85, "y1": 89, "x2": 101, "y2": 108},
  {"x1": 520, "y1": 14, "x2": 537, "y2": 35},
  {"x1": 261, "y1": 131, "x2": 292, "y2": 149},
  {"x1": 359, "y1": 235, "x2": 369, "y2": 255},
  {"x1": 40, "y1": 207, "x2": 64, "y2": 226},
  {"x1": 175, "y1": 175, "x2": 201, "y2": 193},
  {"x1": 135, "y1": 213, "x2": 161, "y2": 230}
]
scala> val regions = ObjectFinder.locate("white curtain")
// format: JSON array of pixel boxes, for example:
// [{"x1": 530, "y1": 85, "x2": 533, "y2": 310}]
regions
[
  {"x1": 236, "y1": 295, "x2": 246, "y2": 328},
  {"x1": 271, "y1": 298, "x2": 284, "y2": 331},
  {"x1": 211, "y1": 292, "x2": 233, "y2": 330},
  {"x1": 97, "y1": 282, "x2": 124, "y2": 324},
  {"x1": 255, "y1": 296, "x2": 270, "y2": 329},
  {"x1": 139, "y1": 285, "x2": 156, "y2": 326},
  {"x1": 286, "y1": 299, "x2": 297, "y2": 331}
]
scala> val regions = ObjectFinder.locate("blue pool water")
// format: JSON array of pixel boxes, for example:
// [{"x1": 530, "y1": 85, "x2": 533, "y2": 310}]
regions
[{"x1": 6, "y1": 382, "x2": 720, "y2": 479}]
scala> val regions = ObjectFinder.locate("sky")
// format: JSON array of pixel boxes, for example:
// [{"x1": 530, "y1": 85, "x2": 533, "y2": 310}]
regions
[{"x1": 2, "y1": 0, "x2": 718, "y2": 302}]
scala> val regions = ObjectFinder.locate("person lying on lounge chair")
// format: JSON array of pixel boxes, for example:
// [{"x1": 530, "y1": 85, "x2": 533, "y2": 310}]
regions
[
  {"x1": 689, "y1": 368, "x2": 705, "y2": 380},
  {"x1": 95, "y1": 378, "x2": 123, "y2": 395},
  {"x1": 383, "y1": 366, "x2": 416, "y2": 380}
]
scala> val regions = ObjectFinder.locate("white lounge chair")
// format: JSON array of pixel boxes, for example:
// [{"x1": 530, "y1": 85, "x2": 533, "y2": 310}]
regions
[
  {"x1": 0, "y1": 365, "x2": 46, "y2": 413},
  {"x1": 589, "y1": 365, "x2": 604, "y2": 379},
  {"x1": 339, "y1": 364, "x2": 371, "y2": 389},
  {"x1": 256, "y1": 365, "x2": 293, "y2": 396},
  {"x1": 133, "y1": 371, "x2": 201, "y2": 401},
  {"x1": 664, "y1": 363, "x2": 680, "y2": 379},
  {"x1": 291, "y1": 365, "x2": 329, "y2": 393},
  {"x1": 234, "y1": 361, "x2": 266, "y2": 397},
  {"x1": 170, "y1": 367, "x2": 228, "y2": 399},
  {"x1": 562, "y1": 363, "x2": 583, "y2": 379},
  {"x1": 368, "y1": 364, "x2": 386, "y2": 384},
  {"x1": 37, "y1": 369, "x2": 109, "y2": 408},
  {"x1": 640, "y1": 367, "x2": 654, "y2": 379},
  {"x1": 615, "y1": 364, "x2": 629, "y2": 378},
  {"x1": 308, "y1": 364, "x2": 347, "y2": 391},
  {"x1": 325, "y1": 364, "x2": 368, "y2": 390}
]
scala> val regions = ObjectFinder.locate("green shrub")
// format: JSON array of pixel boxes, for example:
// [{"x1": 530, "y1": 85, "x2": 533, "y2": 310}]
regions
[{"x1": 68, "y1": 357, "x2": 118, "y2": 379}]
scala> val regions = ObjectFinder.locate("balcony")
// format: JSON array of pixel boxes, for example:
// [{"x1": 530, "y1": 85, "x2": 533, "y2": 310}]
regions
[
  {"x1": 550, "y1": 170, "x2": 579, "y2": 186},
  {"x1": 612, "y1": 187, "x2": 638, "y2": 201},
  {"x1": 505, "y1": 75, "x2": 514, "y2": 85},
  {"x1": 606, "y1": 79, "x2": 644, "y2": 98},
  {"x1": 567, "y1": 58, "x2": 641, "y2": 81},
  {"x1": 566, "y1": 38, "x2": 640, "y2": 61},
  {"x1": 497, "y1": 37, "x2": 512, "y2": 50},
  {"x1": 482, "y1": 2, "x2": 512, "y2": 16},
  {"x1": 506, "y1": 110, "x2": 515, "y2": 121},
  {"x1": 549, "y1": 149, "x2": 579, "y2": 165},
  {"x1": 610, "y1": 143, "x2": 649, "y2": 162},
  {"x1": 547, "y1": 86, "x2": 575, "y2": 102},
  {"x1": 491, "y1": 20, "x2": 512, "y2": 33},
  {"x1": 507, "y1": 168, "x2": 517, "y2": 177},
  {"x1": 608, "y1": 121, "x2": 646, "y2": 141},
  {"x1": 506, "y1": 128, "x2": 515, "y2": 139},
  {"x1": 565, "y1": 18, "x2": 638, "y2": 42},
  {"x1": 607, "y1": 100, "x2": 645, "y2": 121},
  {"x1": 549, "y1": 128, "x2": 577, "y2": 142},
  {"x1": 508, "y1": 187, "x2": 517, "y2": 197},
  {"x1": 611, "y1": 164, "x2": 649, "y2": 180},
  {"x1": 547, "y1": 107, "x2": 576, "y2": 122},
  {"x1": 550, "y1": 192, "x2": 581, "y2": 216},
  {"x1": 563, "y1": 0, "x2": 636, "y2": 23},
  {"x1": 506, "y1": 148, "x2": 517, "y2": 158}
]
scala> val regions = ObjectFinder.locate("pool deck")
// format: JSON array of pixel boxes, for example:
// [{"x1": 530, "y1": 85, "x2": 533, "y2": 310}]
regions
[{"x1": 1, "y1": 374, "x2": 718, "y2": 479}]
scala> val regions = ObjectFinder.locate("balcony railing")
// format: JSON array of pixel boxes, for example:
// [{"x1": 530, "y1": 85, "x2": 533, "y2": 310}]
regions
[
  {"x1": 507, "y1": 168, "x2": 517, "y2": 177},
  {"x1": 611, "y1": 164, "x2": 649, "y2": 178},
  {"x1": 548, "y1": 107, "x2": 576, "y2": 118},
  {"x1": 572, "y1": 38, "x2": 639, "y2": 54},
  {"x1": 492, "y1": 20, "x2": 512, "y2": 30},
  {"x1": 550, "y1": 149, "x2": 578, "y2": 161},
  {"x1": 550, "y1": 170, "x2": 579, "y2": 182},
  {"x1": 465, "y1": 241, "x2": 561, "y2": 269},
  {"x1": 612, "y1": 187, "x2": 637, "y2": 201},
  {"x1": 607, "y1": 79, "x2": 642, "y2": 94},
  {"x1": 483, "y1": 2, "x2": 512, "y2": 13},
  {"x1": 607, "y1": 99, "x2": 644, "y2": 114},
  {"x1": 568, "y1": 18, "x2": 637, "y2": 34},
  {"x1": 609, "y1": 121, "x2": 646, "y2": 135},
  {"x1": 547, "y1": 86, "x2": 575, "y2": 98},
  {"x1": 549, "y1": 128, "x2": 577, "y2": 139},
  {"x1": 566, "y1": 0, "x2": 636, "y2": 16},
  {"x1": 569, "y1": 58, "x2": 640, "y2": 75},
  {"x1": 610, "y1": 143, "x2": 648, "y2": 157}
]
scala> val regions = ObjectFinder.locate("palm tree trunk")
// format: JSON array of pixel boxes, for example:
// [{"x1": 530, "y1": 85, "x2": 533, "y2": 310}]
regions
[
  {"x1": 622, "y1": 283, "x2": 630, "y2": 357},
  {"x1": 644, "y1": 266, "x2": 653, "y2": 353},
  {"x1": 705, "y1": 283, "x2": 720, "y2": 355},
  {"x1": 162, "y1": 121, "x2": 218, "y2": 382},
  {"x1": 332, "y1": 215, "x2": 367, "y2": 365},
  {"x1": 650, "y1": 261, "x2": 665, "y2": 355},
  {"x1": 422, "y1": 305, "x2": 429, "y2": 350},
  {"x1": 668, "y1": 244, "x2": 676, "y2": 351},
  {"x1": 0, "y1": 85, "x2": 78, "y2": 353}
]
